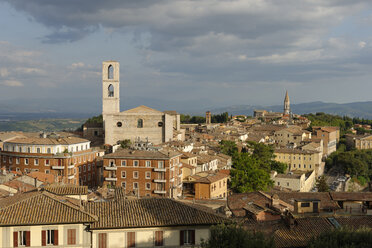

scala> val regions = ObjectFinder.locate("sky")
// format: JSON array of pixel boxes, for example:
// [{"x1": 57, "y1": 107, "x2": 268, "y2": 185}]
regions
[{"x1": 1, "y1": 0, "x2": 372, "y2": 113}]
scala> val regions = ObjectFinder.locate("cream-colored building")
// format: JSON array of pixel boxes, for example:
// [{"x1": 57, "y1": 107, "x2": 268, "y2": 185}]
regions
[
  {"x1": 346, "y1": 134, "x2": 372, "y2": 150},
  {"x1": 273, "y1": 170, "x2": 316, "y2": 192},
  {"x1": 274, "y1": 126, "x2": 311, "y2": 146},
  {"x1": 102, "y1": 61, "x2": 182, "y2": 145},
  {"x1": 0, "y1": 189, "x2": 225, "y2": 248},
  {"x1": 274, "y1": 148, "x2": 323, "y2": 176}
]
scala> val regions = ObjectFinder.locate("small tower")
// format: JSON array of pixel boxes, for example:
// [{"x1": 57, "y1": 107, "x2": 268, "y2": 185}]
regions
[
  {"x1": 102, "y1": 61, "x2": 120, "y2": 116},
  {"x1": 284, "y1": 91, "x2": 290, "y2": 115},
  {"x1": 206, "y1": 111, "x2": 211, "y2": 125}
]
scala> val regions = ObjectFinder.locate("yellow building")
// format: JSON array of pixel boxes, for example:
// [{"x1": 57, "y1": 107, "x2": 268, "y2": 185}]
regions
[
  {"x1": 183, "y1": 171, "x2": 229, "y2": 199},
  {"x1": 274, "y1": 148, "x2": 323, "y2": 176},
  {"x1": 273, "y1": 170, "x2": 316, "y2": 192}
]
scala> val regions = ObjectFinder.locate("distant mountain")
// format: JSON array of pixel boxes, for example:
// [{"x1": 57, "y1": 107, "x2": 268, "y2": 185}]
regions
[
  {"x1": 210, "y1": 101, "x2": 372, "y2": 119},
  {"x1": 2, "y1": 97, "x2": 372, "y2": 120}
]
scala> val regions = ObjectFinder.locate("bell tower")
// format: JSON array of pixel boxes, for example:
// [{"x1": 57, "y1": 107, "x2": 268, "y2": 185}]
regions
[
  {"x1": 102, "y1": 61, "x2": 120, "y2": 116},
  {"x1": 284, "y1": 90, "x2": 290, "y2": 115}
]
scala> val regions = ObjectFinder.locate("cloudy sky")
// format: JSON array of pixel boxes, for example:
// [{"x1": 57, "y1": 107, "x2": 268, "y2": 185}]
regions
[{"x1": 1, "y1": 0, "x2": 372, "y2": 113}]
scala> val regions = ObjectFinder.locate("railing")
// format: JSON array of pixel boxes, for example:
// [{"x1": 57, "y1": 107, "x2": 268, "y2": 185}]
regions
[
  {"x1": 104, "y1": 166, "x2": 117, "y2": 171},
  {"x1": 52, "y1": 166, "x2": 65, "y2": 170},
  {"x1": 67, "y1": 174, "x2": 75, "y2": 180},
  {"x1": 105, "y1": 177, "x2": 118, "y2": 181},
  {"x1": 154, "y1": 179, "x2": 166, "y2": 183},
  {"x1": 154, "y1": 168, "x2": 166, "y2": 172},
  {"x1": 154, "y1": 190, "x2": 166, "y2": 194},
  {"x1": 67, "y1": 164, "x2": 75, "y2": 169}
]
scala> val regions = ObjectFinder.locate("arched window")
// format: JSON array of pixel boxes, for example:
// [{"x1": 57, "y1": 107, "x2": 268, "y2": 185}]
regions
[
  {"x1": 108, "y1": 84, "x2": 114, "y2": 97},
  {"x1": 108, "y1": 65, "x2": 114, "y2": 79},
  {"x1": 137, "y1": 119, "x2": 143, "y2": 128}
]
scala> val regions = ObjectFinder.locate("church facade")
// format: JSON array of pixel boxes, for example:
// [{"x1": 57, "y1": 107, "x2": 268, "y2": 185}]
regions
[{"x1": 102, "y1": 61, "x2": 181, "y2": 145}]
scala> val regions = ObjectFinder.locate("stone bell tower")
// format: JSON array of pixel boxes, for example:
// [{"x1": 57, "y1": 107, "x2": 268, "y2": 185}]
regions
[
  {"x1": 284, "y1": 90, "x2": 290, "y2": 115},
  {"x1": 102, "y1": 61, "x2": 120, "y2": 116}
]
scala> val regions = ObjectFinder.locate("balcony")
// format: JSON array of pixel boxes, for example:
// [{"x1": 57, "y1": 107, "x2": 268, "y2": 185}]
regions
[
  {"x1": 154, "y1": 190, "x2": 166, "y2": 194},
  {"x1": 67, "y1": 174, "x2": 75, "y2": 180},
  {"x1": 154, "y1": 179, "x2": 166, "y2": 183},
  {"x1": 169, "y1": 178, "x2": 175, "y2": 183},
  {"x1": 52, "y1": 165, "x2": 65, "y2": 170},
  {"x1": 154, "y1": 168, "x2": 166, "y2": 172},
  {"x1": 104, "y1": 166, "x2": 117, "y2": 171},
  {"x1": 105, "y1": 177, "x2": 118, "y2": 182},
  {"x1": 67, "y1": 164, "x2": 75, "y2": 169}
]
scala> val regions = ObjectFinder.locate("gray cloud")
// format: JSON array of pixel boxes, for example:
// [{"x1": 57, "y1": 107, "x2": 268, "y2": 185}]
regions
[{"x1": 2, "y1": 0, "x2": 372, "y2": 109}]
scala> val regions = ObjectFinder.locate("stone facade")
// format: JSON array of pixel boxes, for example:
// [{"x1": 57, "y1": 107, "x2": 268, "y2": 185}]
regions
[{"x1": 101, "y1": 61, "x2": 182, "y2": 145}]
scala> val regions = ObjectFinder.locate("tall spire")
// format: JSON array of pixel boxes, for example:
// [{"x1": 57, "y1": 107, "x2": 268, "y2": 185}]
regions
[{"x1": 284, "y1": 90, "x2": 290, "y2": 115}]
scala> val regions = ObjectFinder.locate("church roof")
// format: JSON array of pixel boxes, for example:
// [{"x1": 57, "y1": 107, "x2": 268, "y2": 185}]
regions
[{"x1": 121, "y1": 105, "x2": 163, "y2": 114}]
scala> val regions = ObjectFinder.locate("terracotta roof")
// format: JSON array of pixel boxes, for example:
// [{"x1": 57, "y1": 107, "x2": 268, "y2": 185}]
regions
[
  {"x1": 84, "y1": 198, "x2": 225, "y2": 229},
  {"x1": 121, "y1": 105, "x2": 163, "y2": 114},
  {"x1": 269, "y1": 192, "x2": 340, "y2": 211},
  {"x1": 188, "y1": 171, "x2": 229, "y2": 184},
  {"x1": 0, "y1": 191, "x2": 97, "y2": 226},
  {"x1": 27, "y1": 172, "x2": 55, "y2": 184},
  {"x1": 44, "y1": 185, "x2": 88, "y2": 195},
  {"x1": 104, "y1": 149, "x2": 181, "y2": 159},
  {"x1": 275, "y1": 148, "x2": 318, "y2": 155},
  {"x1": 2, "y1": 180, "x2": 36, "y2": 192},
  {"x1": 274, "y1": 217, "x2": 333, "y2": 248},
  {"x1": 313, "y1": 126, "x2": 339, "y2": 133},
  {"x1": 7, "y1": 136, "x2": 89, "y2": 145},
  {"x1": 182, "y1": 162, "x2": 196, "y2": 169},
  {"x1": 330, "y1": 192, "x2": 372, "y2": 201}
]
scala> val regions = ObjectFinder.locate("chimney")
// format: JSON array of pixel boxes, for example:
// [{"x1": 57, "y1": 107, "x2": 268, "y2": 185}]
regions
[{"x1": 271, "y1": 194, "x2": 280, "y2": 208}]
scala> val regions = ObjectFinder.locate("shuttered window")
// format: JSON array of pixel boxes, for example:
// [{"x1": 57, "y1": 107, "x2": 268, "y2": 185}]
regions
[
  {"x1": 155, "y1": 231, "x2": 163, "y2": 246},
  {"x1": 42, "y1": 230, "x2": 58, "y2": 246},
  {"x1": 127, "y1": 232, "x2": 136, "y2": 247},
  {"x1": 98, "y1": 233, "x2": 107, "y2": 248},
  {"x1": 67, "y1": 229, "x2": 76, "y2": 245},
  {"x1": 180, "y1": 230, "x2": 195, "y2": 246}
]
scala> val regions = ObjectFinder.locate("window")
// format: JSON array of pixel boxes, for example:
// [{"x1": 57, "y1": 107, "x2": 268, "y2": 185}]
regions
[
  {"x1": 45, "y1": 159, "x2": 50, "y2": 166},
  {"x1": 16, "y1": 168, "x2": 20, "y2": 172},
  {"x1": 158, "y1": 161, "x2": 164, "y2": 168},
  {"x1": 34, "y1": 159, "x2": 39, "y2": 166},
  {"x1": 42, "y1": 230, "x2": 58, "y2": 246},
  {"x1": 137, "y1": 119, "x2": 143, "y2": 128},
  {"x1": 37, "y1": 148, "x2": 41, "y2": 153},
  {"x1": 83, "y1": 165, "x2": 86, "y2": 172},
  {"x1": 47, "y1": 148, "x2": 51, "y2": 153},
  {"x1": 127, "y1": 232, "x2": 135, "y2": 248},
  {"x1": 180, "y1": 230, "x2": 195, "y2": 246},
  {"x1": 19, "y1": 147, "x2": 22, "y2": 153},
  {"x1": 133, "y1": 182, "x2": 138, "y2": 189},
  {"x1": 27, "y1": 147, "x2": 31, "y2": 153},
  {"x1": 277, "y1": 182, "x2": 280, "y2": 186},
  {"x1": 88, "y1": 174, "x2": 91, "y2": 181},
  {"x1": 133, "y1": 171, "x2": 139, "y2": 179},
  {"x1": 108, "y1": 84, "x2": 114, "y2": 97},
  {"x1": 117, "y1": 122, "x2": 122, "y2": 127},
  {"x1": 309, "y1": 165, "x2": 312, "y2": 168},
  {"x1": 121, "y1": 182, "x2": 126, "y2": 188},
  {"x1": 108, "y1": 65, "x2": 114, "y2": 79},
  {"x1": 146, "y1": 183, "x2": 151, "y2": 190},
  {"x1": 121, "y1": 171, "x2": 126, "y2": 178},
  {"x1": 158, "y1": 122, "x2": 163, "y2": 127},
  {"x1": 25, "y1": 158, "x2": 29, "y2": 165},
  {"x1": 133, "y1": 160, "x2": 139, "y2": 167},
  {"x1": 45, "y1": 170, "x2": 50, "y2": 174},
  {"x1": 15, "y1": 230, "x2": 30, "y2": 246},
  {"x1": 9, "y1": 157, "x2": 12, "y2": 164},
  {"x1": 98, "y1": 233, "x2": 107, "y2": 248},
  {"x1": 155, "y1": 231, "x2": 163, "y2": 246},
  {"x1": 145, "y1": 160, "x2": 151, "y2": 167},
  {"x1": 67, "y1": 229, "x2": 76, "y2": 245},
  {"x1": 301, "y1": 202, "x2": 310, "y2": 207},
  {"x1": 88, "y1": 164, "x2": 91, "y2": 171},
  {"x1": 121, "y1": 160, "x2": 126, "y2": 166},
  {"x1": 287, "y1": 182, "x2": 289, "y2": 186},
  {"x1": 3, "y1": 156, "x2": 6, "y2": 163},
  {"x1": 145, "y1": 171, "x2": 151, "y2": 179}
]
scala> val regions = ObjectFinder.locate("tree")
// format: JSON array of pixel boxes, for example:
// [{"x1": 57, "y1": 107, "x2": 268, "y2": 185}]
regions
[
  {"x1": 118, "y1": 139, "x2": 131, "y2": 149},
  {"x1": 307, "y1": 227, "x2": 372, "y2": 248},
  {"x1": 219, "y1": 140, "x2": 238, "y2": 157},
  {"x1": 230, "y1": 153, "x2": 273, "y2": 192},
  {"x1": 201, "y1": 223, "x2": 274, "y2": 248},
  {"x1": 316, "y1": 175, "x2": 329, "y2": 192}
]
